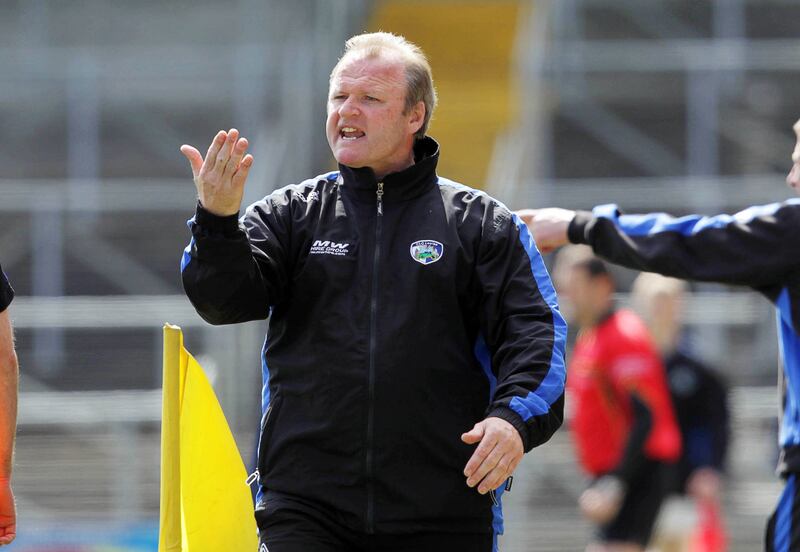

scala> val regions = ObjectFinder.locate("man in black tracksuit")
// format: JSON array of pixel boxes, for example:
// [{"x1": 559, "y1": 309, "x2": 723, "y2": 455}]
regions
[
  {"x1": 519, "y1": 117, "x2": 800, "y2": 551},
  {"x1": 180, "y1": 32, "x2": 566, "y2": 552}
]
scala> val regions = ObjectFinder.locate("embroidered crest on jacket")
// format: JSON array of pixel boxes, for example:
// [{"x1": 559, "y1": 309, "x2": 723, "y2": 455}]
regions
[{"x1": 410, "y1": 240, "x2": 443, "y2": 265}]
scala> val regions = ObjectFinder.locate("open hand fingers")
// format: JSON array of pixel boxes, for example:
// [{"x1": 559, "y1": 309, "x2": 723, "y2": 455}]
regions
[
  {"x1": 465, "y1": 438, "x2": 499, "y2": 490},
  {"x1": 223, "y1": 137, "x2": 249, "y2": 180},
  {"x1": 467, "y1": 444, "x2": 503, "y2": 493},
  {"x1": 201, "y1": 130, "x2": 227, "y2": 175},
  {"x1": 188, "y1": 129, "x2": 251, "y2": 216},
  {"x1": 180, "y1": 145, "x2": 203, "y2": 179},
  {"x1": 211, "y1": 128, "x2": 239, "y2": 176},
  {"x1": 232, "y1": 154, "x2": 254, "y2": 189},
  {"x1": 478, "y1": 454, "x2": 520, "y2": 494},
  {"x1": 464, "y1": 432, "x2": 496, "y2": 483},
  {"x1": 467, "y1": 442, "x2": 521, "y2": 494}
]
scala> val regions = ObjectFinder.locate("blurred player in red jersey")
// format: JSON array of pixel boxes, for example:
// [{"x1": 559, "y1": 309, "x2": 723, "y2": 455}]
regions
[{"x1": 554, "y1": 247, "x2": 681, "y2": 552}]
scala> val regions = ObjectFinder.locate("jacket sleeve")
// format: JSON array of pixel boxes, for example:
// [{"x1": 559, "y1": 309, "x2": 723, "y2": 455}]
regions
[
  {"x1": 568, "y1": 199, "x2": 800, "y2": 288},
  {"x1": 181, "y1": 197, "x2": 291, "y2": 325},
  {"x1": 476, "y1": 205, "x2": 567, "y2": 452}
]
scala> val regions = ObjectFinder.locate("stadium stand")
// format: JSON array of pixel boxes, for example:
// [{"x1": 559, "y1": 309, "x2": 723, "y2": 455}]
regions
[{"x1": 369, "y1": 0, "x2": 522, "y2": 187}]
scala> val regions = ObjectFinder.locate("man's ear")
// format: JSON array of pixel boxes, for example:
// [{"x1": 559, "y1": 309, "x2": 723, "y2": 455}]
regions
[{"x1": 409, "y1": 101, "x2": 426, "y2": 135}]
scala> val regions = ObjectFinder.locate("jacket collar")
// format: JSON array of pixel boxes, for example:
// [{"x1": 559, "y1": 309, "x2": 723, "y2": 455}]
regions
[{"x1": 337, "y1": 136, "x2": 440, "y2": 203}]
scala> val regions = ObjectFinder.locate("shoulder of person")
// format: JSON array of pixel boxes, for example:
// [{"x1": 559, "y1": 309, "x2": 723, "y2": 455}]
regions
[
  {"x1": 436, "y1": 177, "x2": 517, "y2": 230},
  {"x1": 436, "y1": 177, "x2": 505, "y2": 207},
  {"x1": 245, "y1": 172, "x2": 339, "y2": 218},
  {"x1": 271, "y1": 172, "x2": 339, "y2": 204}
]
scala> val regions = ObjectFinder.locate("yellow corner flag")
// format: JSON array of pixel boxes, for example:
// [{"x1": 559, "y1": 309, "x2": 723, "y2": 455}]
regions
[{"x1": 159, "y1": 324, "x2": 258, "y2": 551}]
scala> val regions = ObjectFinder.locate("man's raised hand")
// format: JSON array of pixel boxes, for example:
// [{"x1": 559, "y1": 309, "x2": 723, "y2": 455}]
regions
[{"x1": 180, "y1": 129, "x2": 254, "y2": 217}]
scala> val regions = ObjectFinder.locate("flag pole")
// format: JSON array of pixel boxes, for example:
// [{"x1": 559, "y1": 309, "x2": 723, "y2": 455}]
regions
[{"x1": 159, "y1": 324, "x2": 183, "y2": 551}]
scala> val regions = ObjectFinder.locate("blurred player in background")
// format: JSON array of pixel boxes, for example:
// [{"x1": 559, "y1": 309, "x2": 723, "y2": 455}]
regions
[
  {"x1": 553, "y1": 247, "x2": 681, "y2": 552},
  {"x1": 631, "y1": 273, "x2": 729, "y2": 552},
  {"x1": 180, "y1": 32, "x2": 565, "y2": 551},
  {"x1": 520, "y1": 117, "x2": 800, "y2": 551},
  {"x1": 0, "y1": 264, "x2": 17, "y2": 547}
]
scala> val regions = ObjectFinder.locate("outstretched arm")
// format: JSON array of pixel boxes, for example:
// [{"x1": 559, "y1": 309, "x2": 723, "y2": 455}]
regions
[
  {"x1": 519, "y1": 200, "x2": 800, "y2": 288},
  {"x1": 519, "y1": 117, "x2": 800, "y2": 287}
]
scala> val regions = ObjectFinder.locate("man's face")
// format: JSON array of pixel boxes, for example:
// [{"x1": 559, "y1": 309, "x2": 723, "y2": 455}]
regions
[
  {"x1": 326, "y1": 55, "x2": 424, "y2": 179},
  {"x1": 788, "y1": 119, "x2": 800, "y2": 195}
]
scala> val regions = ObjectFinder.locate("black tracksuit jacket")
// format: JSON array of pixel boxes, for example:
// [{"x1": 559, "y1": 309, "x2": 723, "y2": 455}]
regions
[{"x1": 181, "y1": 137, "x2": 567, "y2": 535}]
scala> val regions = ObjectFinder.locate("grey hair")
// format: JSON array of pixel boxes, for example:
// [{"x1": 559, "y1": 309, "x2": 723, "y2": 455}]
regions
[{"x1": 331, "y1": 32, "x2": 437, "y2": 140}]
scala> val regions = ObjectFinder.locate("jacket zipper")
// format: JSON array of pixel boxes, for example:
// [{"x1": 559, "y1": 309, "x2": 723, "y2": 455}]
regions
[
  {"x1": 246, "y1": 403, "x2": 274, "y2": 487},
  {"x1": 366, "y1": 181, "x2": 383, "y2": 534}
]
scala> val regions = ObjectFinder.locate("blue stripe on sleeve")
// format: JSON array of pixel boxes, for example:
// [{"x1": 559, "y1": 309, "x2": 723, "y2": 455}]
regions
[
  {"x1": 777, "y1": 286, "x2": 796, "y2": 329},
  {"x1": 180, "y1": 238, "x2": 194, "y2": 273},
  {"x1": 180, "y1": 217, "x2": 196, "y2": 273},
  {"x1": 474, "y1": 333, "x2": 496, "y2": 402},
  {"x1": 508, "y1": 214, "x2": 567, "y2": 422},
  {"x1": 777, "y1": 288, "x2": 800, "y2": 448},
  {"x1": 773, "y1": 474, "x2": 795, "y2": 552},
  {"x1": 492, "y1": 483, "x2": 506, "y2": 540},
  {"x1": 255, "y1": 334, "x2": 272, "y2": 505},
  {"x1": 593, "y1": 201, "x2": 786, "y2": 237}
]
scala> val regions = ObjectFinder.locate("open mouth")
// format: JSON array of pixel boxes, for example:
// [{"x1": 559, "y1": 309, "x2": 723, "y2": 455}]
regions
[{"x1": 340, "y1": 127, "x2": 366, "y2": 141}]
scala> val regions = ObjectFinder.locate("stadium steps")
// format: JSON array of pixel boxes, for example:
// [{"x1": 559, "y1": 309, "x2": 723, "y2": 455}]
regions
[{"x1": 368, "y1": 0, "x2": 523, "y2": 189}]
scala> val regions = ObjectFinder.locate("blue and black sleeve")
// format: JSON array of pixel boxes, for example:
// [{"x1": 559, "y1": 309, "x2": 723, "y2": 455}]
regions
[
  {"x1": 476, "y1": 205, "x2": 567, "y2": 452},
  {"x1": 181, "y1": 197, "x2": 290, "y2": 325},
  {"x1": 568, "y1": 199, "x2": 800, "y2": 288}
]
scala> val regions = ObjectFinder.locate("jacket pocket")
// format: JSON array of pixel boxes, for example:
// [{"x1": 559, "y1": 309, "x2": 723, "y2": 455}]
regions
[{"x1": 257, "y1": 394, "x2": 283, "y2": 484}]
